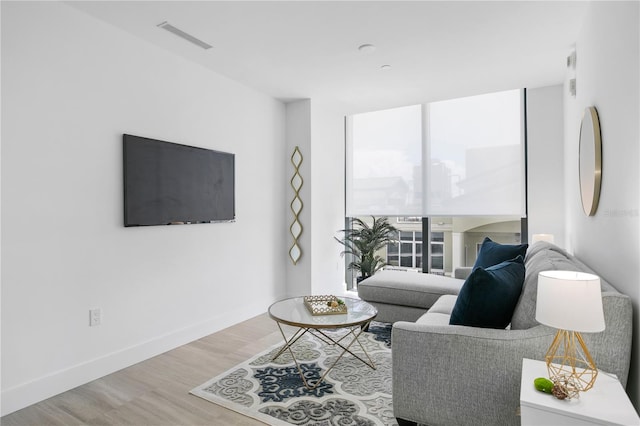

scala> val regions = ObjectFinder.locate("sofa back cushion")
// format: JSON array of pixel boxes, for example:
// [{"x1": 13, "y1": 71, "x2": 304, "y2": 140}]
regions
[
  {"x1": 510, "y1": 241, "x2": 617, "y2": 330},
  {"x1": 474, "y1": 237, "x2": 529, "y2": 269},
  {"x1": 449, "y1": 255, "x2": 525, "y2": 329}
]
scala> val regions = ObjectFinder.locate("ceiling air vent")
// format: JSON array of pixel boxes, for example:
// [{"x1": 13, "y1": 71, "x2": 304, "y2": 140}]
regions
[{"x1": 157, "y1": 21, "x2": 212, "y2": 50}]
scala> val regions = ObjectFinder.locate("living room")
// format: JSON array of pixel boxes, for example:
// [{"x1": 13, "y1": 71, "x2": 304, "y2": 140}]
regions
[{"x1": 2, "y1": 1, "x2": 638, "y2": 424}]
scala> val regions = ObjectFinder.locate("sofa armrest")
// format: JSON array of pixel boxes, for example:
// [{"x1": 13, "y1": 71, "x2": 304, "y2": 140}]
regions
[
  {"x1": 392, "y1": 322, "x2": 555, "y2": 426},
  {"x1": 454, "y1": 266, "x2": 473, "y2": 280}
]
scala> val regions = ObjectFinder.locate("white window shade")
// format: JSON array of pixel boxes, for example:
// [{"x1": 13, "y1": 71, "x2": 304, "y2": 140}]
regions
[
  {"x1": 425, "y1": 89, "x2": 525, "y2": 216},
  {"x1": 346, "y1": 89, "x2": 525, "y2": 217},
  {"x1": 346, "y1": 104, "x2": 423, "y2": 217}
]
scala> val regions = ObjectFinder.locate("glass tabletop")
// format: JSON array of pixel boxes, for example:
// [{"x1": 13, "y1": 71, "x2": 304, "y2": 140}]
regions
[{"x1": 268, "y1": 296, "x2": 377, "y2": 328}]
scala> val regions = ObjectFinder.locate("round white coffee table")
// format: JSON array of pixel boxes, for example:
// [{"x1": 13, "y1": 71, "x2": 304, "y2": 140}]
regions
[{"x1": 268, "y1": 296, "x2": 378, "y2": 389}]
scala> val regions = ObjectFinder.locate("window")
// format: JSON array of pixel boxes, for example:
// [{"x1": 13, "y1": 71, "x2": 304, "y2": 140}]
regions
[
  {"x1": 346, "y1": 105, "x2": 423, "y2": 217},
  {"x1": 345, "y1": 215, "x2": 521, "y2": 289},
  {"x1": 431, "y1": 242, "x2": 443, "y2": 255},
  {"x1": 425, "y1": 90, "x2": 525, "y2": 216},
  {"x1": 431, "y1": 255, "x2": 444, "y2": 271},
  {"x1": 430, "y1": 232, "x2": 445, "y2": 274},
  {"x1": 346, "y1": 89, "x2": 525, "y2": 217},
  {"x1": 345, "y1": 89, "x2": 526, "y2": 288},
  {"x1": 387, "y1": 230, "x2": 422, "y2": 270}
]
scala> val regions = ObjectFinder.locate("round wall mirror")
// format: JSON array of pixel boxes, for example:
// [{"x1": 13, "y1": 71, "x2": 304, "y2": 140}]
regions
[{"x1": 578, "y1": 106, "x2": 602, "y2": 216}]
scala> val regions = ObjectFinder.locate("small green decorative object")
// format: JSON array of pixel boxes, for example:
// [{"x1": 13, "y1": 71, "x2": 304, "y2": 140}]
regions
[
  {"x1": 326, "y1": 298, "x2": 345, "y2": 308},
  {"x1": 534, "y1": 377, "x2": 554, "y2": 394}
]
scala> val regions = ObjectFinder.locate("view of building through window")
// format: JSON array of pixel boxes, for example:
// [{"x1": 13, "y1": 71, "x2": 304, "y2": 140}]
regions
[
  {"x1": 387, "y1": 230, "x2": 423, "y2": 269},
  {"x1": 345, "y1": 216, "x2": 522, "y2": 289}
]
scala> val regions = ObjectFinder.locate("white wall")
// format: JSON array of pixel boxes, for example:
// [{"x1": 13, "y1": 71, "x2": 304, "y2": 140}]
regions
[
  {"x1": 564, "y1": 1, "x2": 639, "y2": 409},
  {"x1": 309, "y1": 101, "x2": 346, "y2": 296},
  {"x1": 285, "y1": 100, "x2": 312, "y2": 295},
  {"x1": 0, "y1": 1, "x2": 3, "y2": 416},
  {"x1": 526, "y1": 85, "x2": 565, "y2": 247},
  {"x1": 285, "y1": 99, "x2": 347, "y2": 297},
  {"x1": 1, "y1": 1, "x2": 287, "y2": 415}
]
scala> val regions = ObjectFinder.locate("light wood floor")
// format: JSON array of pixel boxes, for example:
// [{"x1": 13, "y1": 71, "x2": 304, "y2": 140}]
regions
[{"x1": 2, "y1": 313, "x2": 285, "y2": 426}]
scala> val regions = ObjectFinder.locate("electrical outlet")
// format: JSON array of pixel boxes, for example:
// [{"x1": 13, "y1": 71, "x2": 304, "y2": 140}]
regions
[{"x1": 89, "y1": 308, "x2": 102, "y2": 327}]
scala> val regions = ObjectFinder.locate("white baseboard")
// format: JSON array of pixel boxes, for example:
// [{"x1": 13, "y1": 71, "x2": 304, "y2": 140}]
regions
[{"x1": 1, "y1": 303, "x2": 267, "y2": 416}]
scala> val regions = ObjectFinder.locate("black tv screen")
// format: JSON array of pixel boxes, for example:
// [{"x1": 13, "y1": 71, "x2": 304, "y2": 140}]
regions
[{"x1": 123, "y1": 134, "x2": 235, "y2": 227}]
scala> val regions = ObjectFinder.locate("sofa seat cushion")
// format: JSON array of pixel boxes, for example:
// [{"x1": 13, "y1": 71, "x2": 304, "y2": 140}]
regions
[
  {"x1": 415, "y1": 312, "x2": 452, "y2": 326},
  {"x1": 450, "y1": 255, "x2": 525, "y2": 329},
  {"x1": 414, "y1": 295, "x2": 458, "y2": 325},
  {"x1": 428, "y1": 294, "x2": 458, "y2": 314},
  {"x1": 357, "y1": 270, "x2": 464, "y2": 310}
]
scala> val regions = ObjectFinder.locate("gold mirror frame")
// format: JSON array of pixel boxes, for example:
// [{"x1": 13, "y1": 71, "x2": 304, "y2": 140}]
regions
[{"x1": 578, "y1": 106, "x2": 602, "y2": 216}]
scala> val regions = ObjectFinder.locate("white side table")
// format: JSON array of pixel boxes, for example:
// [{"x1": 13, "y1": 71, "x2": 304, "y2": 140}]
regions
[{"x1": 520, "y1": 358, "x2": 640, "y2": 426}]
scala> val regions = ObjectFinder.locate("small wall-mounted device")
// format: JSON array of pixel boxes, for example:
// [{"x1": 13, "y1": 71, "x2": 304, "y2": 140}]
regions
[
  {"x1": 569, "y1": 78, "x2": 577, "y2": 97},
  {"x1": 89, "y1": 308, "x2": 102, "y2": 327},
  {"x1": 567, "y1": 51, "x2": 577, "y2": 69}
]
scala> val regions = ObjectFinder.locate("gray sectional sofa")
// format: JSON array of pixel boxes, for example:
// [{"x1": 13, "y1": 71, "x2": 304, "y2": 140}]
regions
[{"x1": 358, "y1": 241, "x2": 633, "y2": 426}]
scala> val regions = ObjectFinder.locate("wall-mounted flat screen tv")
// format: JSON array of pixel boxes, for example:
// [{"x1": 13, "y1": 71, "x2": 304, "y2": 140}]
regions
[{"x1": 123, "y1": 134, "x2": 235, "y2": 227}]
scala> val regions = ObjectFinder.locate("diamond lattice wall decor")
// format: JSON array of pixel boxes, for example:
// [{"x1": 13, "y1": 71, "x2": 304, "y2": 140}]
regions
[{"x1": 289, "y1": 147, "x2": 303, "y2": 264}]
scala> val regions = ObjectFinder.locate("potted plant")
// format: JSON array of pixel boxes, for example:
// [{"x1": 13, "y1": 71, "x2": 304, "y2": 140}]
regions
[{"x1": 336, "y1": 216, "x2": 398, "y2": 282}]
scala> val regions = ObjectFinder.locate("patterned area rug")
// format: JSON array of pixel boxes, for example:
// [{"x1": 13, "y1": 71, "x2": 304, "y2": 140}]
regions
[{"x1": 190, "y1": 322, "x2": 395, "y2": 425}]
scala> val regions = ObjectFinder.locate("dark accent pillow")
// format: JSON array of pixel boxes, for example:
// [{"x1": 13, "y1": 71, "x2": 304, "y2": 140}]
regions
[
  {"x1": 474, "y1": 237, "x2": 528, "y2": 269},
  {"x1": 449, "y1": 255, "x2": 526, "y2": 329}
]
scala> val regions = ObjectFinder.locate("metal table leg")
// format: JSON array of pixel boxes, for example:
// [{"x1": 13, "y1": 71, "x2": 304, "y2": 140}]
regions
[{"x1": 272, "y1": 320, "x2": 376, "y2": 390}]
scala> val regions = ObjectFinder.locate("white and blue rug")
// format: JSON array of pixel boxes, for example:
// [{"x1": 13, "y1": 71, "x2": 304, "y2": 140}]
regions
[{"x1": 190, "y1": 322, "x2": 394, "y2": 425}]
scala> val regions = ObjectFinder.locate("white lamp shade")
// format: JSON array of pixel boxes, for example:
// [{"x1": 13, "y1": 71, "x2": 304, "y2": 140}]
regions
[
  {"x1": 532, "y1": 234, "x2": 555, "y2": 243},
  {"x1": 535, "y1": 270, "x2": 605, "y2": 332}
]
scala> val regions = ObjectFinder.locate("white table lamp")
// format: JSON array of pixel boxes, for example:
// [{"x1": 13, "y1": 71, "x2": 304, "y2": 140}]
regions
[
  {"x1": 532, "y1": 234, "x2": 555, "y2": 244},
  {"x1": 535, "y1": 270, "x2": 605, "y2": 394}
]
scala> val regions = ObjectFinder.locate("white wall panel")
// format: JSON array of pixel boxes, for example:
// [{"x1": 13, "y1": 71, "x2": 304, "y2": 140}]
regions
[
  {"x1": 1, "y1": 1, "x2": 286, "y2": 414},
  {"x1": 527, "y1": 85, "x2": 565, "y2": 247},
  {"x1": 564, "y1": 1, "x2": 639, "y2": 410}
]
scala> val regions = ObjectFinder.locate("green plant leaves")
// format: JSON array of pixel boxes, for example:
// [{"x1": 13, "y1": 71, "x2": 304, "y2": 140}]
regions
[{"x1": 335, "y1": 216, "x2": 398, "y2": 278}]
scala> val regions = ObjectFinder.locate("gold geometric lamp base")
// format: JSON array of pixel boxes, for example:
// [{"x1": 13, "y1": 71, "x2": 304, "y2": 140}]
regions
[{"x1": 545, "y1": 329, "x2": 598, "y2": 395}]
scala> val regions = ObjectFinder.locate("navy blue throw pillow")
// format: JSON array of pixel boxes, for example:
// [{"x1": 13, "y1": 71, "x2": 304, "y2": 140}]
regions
[
  {"x1": 449, "y1": 255, "x2": 526, "y2": 329},
  {"x1": 474, "y1": 237, "x2": 528, "y2": 269}
]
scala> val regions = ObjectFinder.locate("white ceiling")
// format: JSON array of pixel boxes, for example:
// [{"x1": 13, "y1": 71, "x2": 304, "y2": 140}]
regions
[{"x1": 67, "y1": 1, "x2": 587, "y2": 114}]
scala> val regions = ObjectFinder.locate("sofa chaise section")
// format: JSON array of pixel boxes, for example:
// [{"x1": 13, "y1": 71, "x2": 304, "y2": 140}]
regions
[{"x1": 357, "y1": 270, "x2": 465, "y2": 323}]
